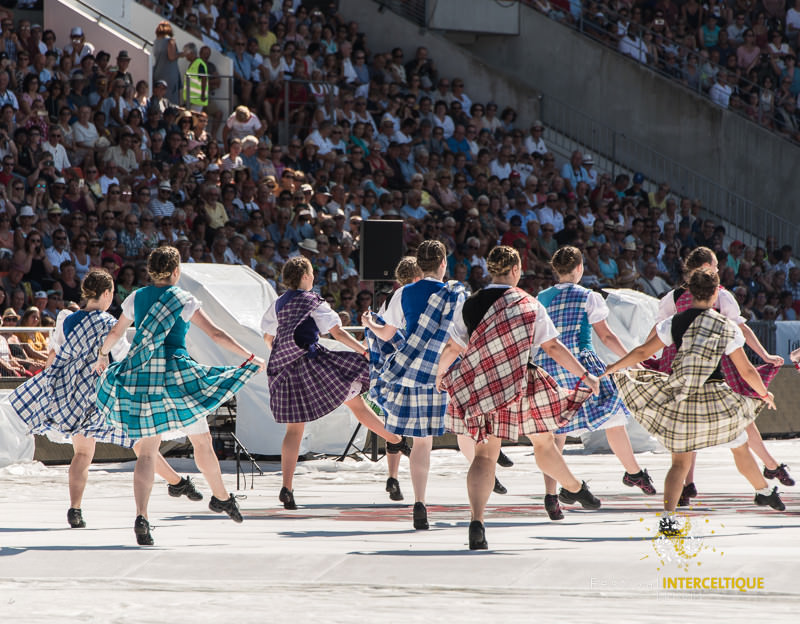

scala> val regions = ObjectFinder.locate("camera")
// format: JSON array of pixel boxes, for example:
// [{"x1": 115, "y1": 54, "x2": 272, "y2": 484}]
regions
[{"x1": 654, "y1": 18, "x2": 665, "y2": 26}]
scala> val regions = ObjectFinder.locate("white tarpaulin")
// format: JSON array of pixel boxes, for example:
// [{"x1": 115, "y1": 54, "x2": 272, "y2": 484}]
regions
[
  {"x1": 581, "y1": 288, "x2": 664, "y2": 454},
  {"x1": 178, "y1": 264, "x2": 366, "y2": 456},
  {"x1": 0, "y1": 393, "x2": 34, "y2": 467},
  {"x1": 774, "y1": 321, "x2": 800, "y2": 362}
]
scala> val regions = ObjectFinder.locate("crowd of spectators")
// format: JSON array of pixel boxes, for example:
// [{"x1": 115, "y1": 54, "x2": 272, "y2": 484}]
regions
[
  {"x1": 527, "y1": 0, "x2": 800, "y2": 142},
  {"x1": 0, "y1": 0, "x2": 797, "y2": 377}
]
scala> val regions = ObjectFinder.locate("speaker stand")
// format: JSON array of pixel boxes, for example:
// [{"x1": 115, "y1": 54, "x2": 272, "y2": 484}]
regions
[{"x1": 231, "y1": 432, "x2": 264, "y2": 490}]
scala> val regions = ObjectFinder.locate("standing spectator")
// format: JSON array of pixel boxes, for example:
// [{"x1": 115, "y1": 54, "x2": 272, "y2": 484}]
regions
[
  {"x1": 152, "y1": 21, "x2": 182, "y2": 106},
  {"x1": 183, "y1": 43, "x2": 207, "y2": 112}
]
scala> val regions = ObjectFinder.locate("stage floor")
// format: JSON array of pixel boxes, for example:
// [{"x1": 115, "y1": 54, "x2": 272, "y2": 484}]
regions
[{"x1": 1, "y1": 441, "x2": 799, "y2": 622}]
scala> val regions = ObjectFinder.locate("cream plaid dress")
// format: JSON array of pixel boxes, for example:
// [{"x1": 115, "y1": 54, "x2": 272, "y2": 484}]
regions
[{"x1": 612, "y1": 309, "x2": 762, "y2": 453}]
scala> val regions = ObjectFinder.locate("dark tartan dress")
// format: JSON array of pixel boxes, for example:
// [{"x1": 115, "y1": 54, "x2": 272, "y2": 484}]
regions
[
  {"x1": 97, "y1": 286, "x2": 260, "y2": 439},
  {"x1": 643, "y1": 286, "x2": 778, "y2": 397},
  {"x1": 443, "y1": 287, "x2": 592, "y2": 443},
  {"x1": 534, "y1": 284, "x2": 630, "y2": 433},
  {"x1": 613, "y1": 309, "x2": 762, "y2": 453},
  {"x1": 11, "y1": 310, "x2": 132, "y2": 447},
  {"x1": 267, "y1": 290, "x2": 369, "y2": 423}
]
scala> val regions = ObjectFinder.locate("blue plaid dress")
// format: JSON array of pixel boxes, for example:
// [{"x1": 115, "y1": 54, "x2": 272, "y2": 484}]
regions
[
  {"x1": 96, "y1": 286, "x2": 260, "y2": 439},
  {"x1": 368, "y1": 281, "x2": 464, "y2": 437},
  {"x1": 534, "y1": 284, "x2": 629, "y2": 433},
  {"x1": 267, "y1": 290, "x2": 370, "y2": 423},
  {"x1": 11, "y1": 310, "x2": 132, "y2": 447}
]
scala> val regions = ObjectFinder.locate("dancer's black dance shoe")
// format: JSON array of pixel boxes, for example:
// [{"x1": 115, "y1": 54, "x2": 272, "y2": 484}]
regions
[
  {"x1": 544, "y1": 494, "x2": 564, "y2": 521},
  {"x1": 468, "y1": 520, "x2": 488, "y2": 550},
  {"x1": 496, "y1": 450, "x2": 514, "y2": 468},
  {"x1": 677, "y1": 482, "x2": 697, "y2": 507},
  {"x1": 386, "y1": 436, "x2": 412, "y2": 457},
  {"x1": 622, "y1": 469, "x2": 657, "y2": 495},
  {"x1": 168, "y1": 476, "x2": 204, "y2": 501},
  {"x1": 134, "y1": 515, "x2": 154, "y2": 546},
  {"x1": 67, "y1": 507, "x2": 86, "y2": 528},
  {"x1": 558, "y1": 481, "x2": 601, "y2": 509},
  {"x1": 385, "y1": 477, "x2": 404, "y2": 501},
  {"x1": 763, "y1": 464, "x2": 795, "y2": 487},
  {"x1": 413, "y1": 501, "x2": 429, "y2": 530},
  {"x1": 493, "y1": 477, "x2": 507, "y2": 495},
  {"x1": 755, "y1": 486, "x2": 786, "y2": 511},
  {"x1": 209, "y1": 494, "x2": 244, "y2": 522},
  {"x1": 658, "y1": 516, "x2": 681, "y2": 537},
  {"x1": 279, "y1": 486, "x2": 297, "y2": 510}
]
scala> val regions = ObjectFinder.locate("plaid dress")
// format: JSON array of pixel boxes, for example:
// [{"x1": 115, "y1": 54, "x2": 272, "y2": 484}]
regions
[
  {"x1": 267, "y1": 290, "x2": 369, "y2": 423},
  {"x1": 613, "y1": 310, "x2": 762, "y2": 453},
  {"x1": 443, "y1": 288, "x2": 592, "y2": 443},
  {"x1": 643, "y1": 287, "x2": 778, "y2": 397},
  {"x1": 11, "y1": 310, "x2": 132, "y2": 447},
  {"x1": 97, "y1": 286, "x2": 260, "y2": 439},
  {"x1": 533, "y1": 284, "x2": 629, "y2": 433},
  {"x1": 368, "y1": 281, "x2": 464, "y2": 437}
]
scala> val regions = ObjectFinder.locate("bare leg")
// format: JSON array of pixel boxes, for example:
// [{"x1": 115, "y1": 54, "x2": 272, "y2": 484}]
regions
[
  {"x1": 386, "y1": 451, "x2": 401, "y2": 479},
  {"x1": 345, "y1": 396, "x2": 403, "y2": 444},
  {"x1": 281, "y1": 423, "x2": 305, "y2": 490},
  {"x1": 745, "y1": 422, "x2": 779, "y2": 470},
  {"x1": 409, "y1": 435, "x2": 433, "y2": 503},
  {"x1": 606, "y1": 425, "x2": 641, "y2": 474},
  {"x1": 135, "y1": 449, "x2": 181, "y2": 486},
  {"x1": 69, "y1": 435, "x2": 96, "y2": 508},
  {"x1": 456, "y1": 434, "x2": 475, "y2": 462},
  {"x1": 664, "y1": 452, "x2": 693, "y2": 512},
  {"x1": 684, "y1": 452, "x2": 698, "y2": 485},
  {"x1": 468, "y1": 436, "x2": 502, "y2": 523},
  {"x1": 731, "y1": 443, "x2": 769, "y2": 490},
  {"x1": 188, "y1": 432, "x2": 228, "y2": 500},
  {"x1": 133, "y1": 436, "x2": 162, "y2": 519},
  {"x1": 542, "y1": 433, "x2": 567, "y2": 495}
]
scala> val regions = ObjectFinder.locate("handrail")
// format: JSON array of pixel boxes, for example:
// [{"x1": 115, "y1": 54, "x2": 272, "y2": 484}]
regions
[{"x1": 70, "y1": 0, "x2": 154, "y2": 51}]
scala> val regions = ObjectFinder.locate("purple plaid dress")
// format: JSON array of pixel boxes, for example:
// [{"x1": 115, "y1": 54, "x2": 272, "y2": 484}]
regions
[{"x1": 267, "y1": 290, "x2": 369, "y2": 423}]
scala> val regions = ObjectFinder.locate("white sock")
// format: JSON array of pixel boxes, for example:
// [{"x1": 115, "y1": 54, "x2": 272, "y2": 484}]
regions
[
  {"x1": 661, "y1": 510, "x2": 676, "y2": 520},
  {"x1": 756, "y1": 487, "x2": 773, "y2": 496}
]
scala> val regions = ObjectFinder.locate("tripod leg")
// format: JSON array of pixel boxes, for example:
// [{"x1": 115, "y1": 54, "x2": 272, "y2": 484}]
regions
[{"x1": 337, "y1": 423, "x2": 363, "y2": 462}]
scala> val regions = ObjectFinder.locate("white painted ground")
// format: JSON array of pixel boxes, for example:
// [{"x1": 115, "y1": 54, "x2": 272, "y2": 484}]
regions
[{"x1": 1, "y1": 441, "x2": 799, "y2": 622}]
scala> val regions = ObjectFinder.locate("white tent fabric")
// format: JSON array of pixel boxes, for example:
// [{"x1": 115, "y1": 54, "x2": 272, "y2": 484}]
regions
[
  {"x1": 178, "y1": 264, "x2": 366, "y2": 456},
  {"x1": 581, "y1": 288, "x2": 665, "y2": 454},
  {"x1": 0, "y1": 394, "x2": 34, "y2": 467}
]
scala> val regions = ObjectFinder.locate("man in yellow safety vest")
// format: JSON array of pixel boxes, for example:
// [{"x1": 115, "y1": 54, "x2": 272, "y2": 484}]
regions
[{"x1": 183, "y1": 43, "x2": 208, "y2": 112}]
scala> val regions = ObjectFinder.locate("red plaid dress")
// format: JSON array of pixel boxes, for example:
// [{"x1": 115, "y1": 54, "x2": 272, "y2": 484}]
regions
[
  {"x1": 442, "y1": 288, "x2": 592, "y2": 443},
  {"x1": 643, "y1": 287, "x2": 778, "y2": 397}
]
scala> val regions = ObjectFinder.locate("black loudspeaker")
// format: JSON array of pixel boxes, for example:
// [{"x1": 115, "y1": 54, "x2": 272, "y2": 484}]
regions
[{"x1": 360, "y1": 220, "x2": 404, "y2": 281}]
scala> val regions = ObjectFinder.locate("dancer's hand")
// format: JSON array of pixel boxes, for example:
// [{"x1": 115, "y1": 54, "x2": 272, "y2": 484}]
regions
[
  {"x1": 790, "y1": 347, "x2": 800, "y2": 364},
  {"x1": 584, "y1": 373, "x2": 601, "y2": 396},
  {"x1": 762, "y1": 392, "x2": 776, "y2": 410},
  {"x1": 360, "y1": 309, "x2": 373, "y2": 327},
  {"x1": 435, "y1": 370, "x2": 446, "y2": 392},
  {"x1": 93, "y1": 354, "x2": 109, "y2": 374},
  {"x1": 252, "y1": 355, "x2": 266, "y2": 373},
  {"x1": 764, "y1": 354, "x2": 784, "y2": 367}
]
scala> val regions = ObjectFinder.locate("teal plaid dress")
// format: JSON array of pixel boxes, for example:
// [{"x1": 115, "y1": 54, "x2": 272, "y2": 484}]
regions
[{"x1": 96, "y1": 286, "x2": 260, "y2": 439}]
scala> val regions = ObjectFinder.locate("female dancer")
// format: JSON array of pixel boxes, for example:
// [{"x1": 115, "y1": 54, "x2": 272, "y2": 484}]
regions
[
  {"x1": 368, "y1": 257, "x2": 512, "y2": 503},
  {"x1": 95, "y1": 247, "x2": 265, "y2": 545},
  {"x1": 363, "y1": 241, "x2": 506, "y2": 531},
  {"x1": 436, "y1": 246, "x2": 600, "y2": 549},
  {"x1": 262, "y1": 256, "x2": 408, "y2": 510},
  {"x1": 606, "y1": 268, "x2": 785, "y2": 536},
  {"x1": 534, "y1": 247, "x2": 655, "y2": 521},
  {"x1": 8, "y1": 270, "x2": 203, "y2": 528},
  {"x1": 644, "y1": 246, "x2": 791, "y2": 506}
]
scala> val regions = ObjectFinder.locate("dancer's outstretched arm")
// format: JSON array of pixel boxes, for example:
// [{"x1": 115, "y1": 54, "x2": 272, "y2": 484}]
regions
[
  {"x1": 592, "y1": 320, "x2": 630, "y2": 359},
  {"x1": 540, "y1": 337, "x2": 600, "y2": 395},
  {"x1": 360, "y1": 310, "x2": 397, "y2": 342},
  {"x1": 329, "y1": 325, "x2": 368, "y2": 356},
  {"x1": 739, "y1": 323, "x2": 784, "y2": 366},
  {"x1": 191, "y1": 309, "x2": 266, "y2": 371},
  {"x1": 604, "y1": 334, "x2": 665, "y2": 375},
  {"x1": 435, "y1": 337, "x2": 465, "y2": 391},
  {"x1": 94, "y1": 316, "x2": 133, "y2": 373}
]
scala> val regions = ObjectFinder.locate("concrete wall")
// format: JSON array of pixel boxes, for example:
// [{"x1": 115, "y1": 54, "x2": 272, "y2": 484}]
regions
[
  {"x1": 45, "y1": 0, "x2": 150, "y2": 88},
  {"x1": 428, "y1": 0, "x2": 519, "y2": 34},
  {"x1": 463, "y1": 5, "x2": 797, "y2": 230},
  {"x1": 340, "y1": 0, "x2": 540, "y2": 126}
]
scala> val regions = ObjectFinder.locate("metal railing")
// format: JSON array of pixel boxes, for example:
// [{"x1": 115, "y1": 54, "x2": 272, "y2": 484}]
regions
[
  {"x1": 376, "y1": 0, "x2": 428, "y2": 27},
  {"x1": 539, "y1": 92, "x2": 800, "y2": 251}
]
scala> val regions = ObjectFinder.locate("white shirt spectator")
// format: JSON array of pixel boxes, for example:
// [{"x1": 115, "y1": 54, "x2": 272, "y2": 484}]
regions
[
  {"x1": 489, "y1": 158, "x2": 512, "y2": 180},
  {"x1": 536, "y1": 204, "x2": 565, "y2": 232},
  {"x1": 71, "y1": 120, "x2": 98, "y2": 148},
  {"x1": 619, "y1": 34, "x2": 648, "y2": 63},
  {"x1": 524, "y1": 135, "x2": 547, "y2": 156},
  {"x1": 306, "y1": 129, "x2": 334, "y2": 155},
  {"x1": 99, "y1": 174, "x2": 119, "y2": 196},
  {"x1": 46, "y1": 246, "x2": 71, "y2": 269},
  {"x1": 149, "y1": 198, "x2": 176, "y2": 218},
  {"x1": 42, "y1": 142, "x2": 71, "y2": 173},
  {"x1": 709, "y1": 81, "x2": 732, "y2": 108}
]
